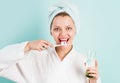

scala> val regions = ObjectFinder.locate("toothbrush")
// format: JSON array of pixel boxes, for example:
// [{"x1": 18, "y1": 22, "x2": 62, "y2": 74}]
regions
[{"x1": 54, "y1": 41, "x2": 67, "y2": 47}]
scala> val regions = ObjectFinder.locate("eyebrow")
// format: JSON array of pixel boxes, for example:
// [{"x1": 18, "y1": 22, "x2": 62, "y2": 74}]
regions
[
  {"x1": 52, "y1": 26, "x2": 60, "y2": 28},
  {"x1": 53, "y1": 25, "x2": 71, "y2": 27}
]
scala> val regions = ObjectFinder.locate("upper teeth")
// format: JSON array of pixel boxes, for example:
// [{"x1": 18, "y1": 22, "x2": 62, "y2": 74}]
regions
[{"x1": 60, "y1": 39, "x2": 67, "y2": 45}]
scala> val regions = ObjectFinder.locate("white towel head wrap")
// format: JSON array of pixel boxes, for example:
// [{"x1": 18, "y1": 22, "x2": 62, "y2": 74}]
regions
[{"x1": 48, "y1": 0, "x2": 80, "y2": 34}]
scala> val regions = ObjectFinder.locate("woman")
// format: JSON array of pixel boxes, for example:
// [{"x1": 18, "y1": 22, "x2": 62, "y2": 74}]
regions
[{"x1": 0, "y1": 1, "x2": 101, "y2": 83}]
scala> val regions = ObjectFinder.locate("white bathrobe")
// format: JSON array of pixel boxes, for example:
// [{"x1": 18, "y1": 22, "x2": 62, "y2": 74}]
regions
[{"x1": 0, "y1": 42, "x2": 101, "y2": 83}]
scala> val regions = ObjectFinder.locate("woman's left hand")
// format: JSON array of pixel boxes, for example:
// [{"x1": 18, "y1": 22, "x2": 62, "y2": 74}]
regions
[{"x1": 86, "y1": 60, "x2": 99, "y2": 83}]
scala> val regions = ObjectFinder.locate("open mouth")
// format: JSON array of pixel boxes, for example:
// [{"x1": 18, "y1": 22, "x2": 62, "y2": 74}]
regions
[{"x1": 59, "y1": 39, "x2": 69, "y2": 45}]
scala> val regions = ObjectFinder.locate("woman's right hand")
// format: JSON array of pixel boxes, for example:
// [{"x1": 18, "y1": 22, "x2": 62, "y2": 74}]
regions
[{"x1": 24, "y1": 40, "x2": 53, "y2": 53}]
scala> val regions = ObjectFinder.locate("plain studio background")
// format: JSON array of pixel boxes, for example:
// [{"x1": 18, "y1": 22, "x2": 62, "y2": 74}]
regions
[{"x1": 0, "y1": 0, "x2": 120, "y2": 83}]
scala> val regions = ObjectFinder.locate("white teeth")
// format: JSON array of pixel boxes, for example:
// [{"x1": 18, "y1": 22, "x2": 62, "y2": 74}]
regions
[
  {"x1": 59, "y1": 39, "x2": 68, "y2": 45},
  {"x1": 61, "y1": 41, "x2": 67, "y2": 45}
]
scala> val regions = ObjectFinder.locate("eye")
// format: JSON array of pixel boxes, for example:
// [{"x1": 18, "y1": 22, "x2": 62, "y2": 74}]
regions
[
  {"x1": 53, "y1": 28, "x2": 59, "y2": 31},
  {"x1": 66, "y1": 27, "x2": 72, "y2": 31}
]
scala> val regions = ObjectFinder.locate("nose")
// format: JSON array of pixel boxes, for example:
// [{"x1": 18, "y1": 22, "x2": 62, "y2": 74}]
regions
[{"x1": 59, "y1": 29, "x2": 67, "y2": 36}]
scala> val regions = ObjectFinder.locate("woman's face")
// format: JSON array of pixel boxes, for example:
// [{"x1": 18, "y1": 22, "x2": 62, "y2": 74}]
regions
[{"x1": 51, "y1": 15, "x2": 76, "y2": 45}]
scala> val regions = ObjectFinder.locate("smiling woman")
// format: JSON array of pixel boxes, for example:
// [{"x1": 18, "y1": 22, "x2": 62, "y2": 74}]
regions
[
  {"x1": 0, "y1": 0, "x2": 101, "y2": 83},
  {"x1": 50, "y1": 13, "x2": 76, "y2": 60}
]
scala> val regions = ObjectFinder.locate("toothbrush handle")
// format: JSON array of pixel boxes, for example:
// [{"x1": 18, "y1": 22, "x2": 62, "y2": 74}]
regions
[{"x1": 54, "y1": 44, "x2": 67, "y2": 47}]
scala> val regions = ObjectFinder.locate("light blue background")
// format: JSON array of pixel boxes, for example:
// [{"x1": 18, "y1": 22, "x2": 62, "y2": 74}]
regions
[{"x1": 0, "y1": 0, "x2": 120, "y2": 83}]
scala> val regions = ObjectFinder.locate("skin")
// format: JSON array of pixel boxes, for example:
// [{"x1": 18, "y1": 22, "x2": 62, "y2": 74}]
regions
[
  {"x1": 24, "y1": 40, "x2": 53, "y2": 52},
  {"x1": 24, "y1": 15, "x2": 99, "y2": 83},
  {"x1": 50, "y1": 16, "x2": 76, "y2": 60},
  {"x1": 86, "y1": 60, "x2": 99, "y2": 83}
]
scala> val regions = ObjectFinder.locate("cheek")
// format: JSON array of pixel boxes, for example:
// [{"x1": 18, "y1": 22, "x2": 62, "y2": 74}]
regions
[
  {"x1": 51, "y1": 32, "x2": 59, "y2": 38},
  {"x1": 69, "y1": 31, "x2": 76, "y2": 37}
]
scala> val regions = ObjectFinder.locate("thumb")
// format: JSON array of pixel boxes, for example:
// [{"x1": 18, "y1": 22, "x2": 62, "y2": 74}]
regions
[{"x1": 95, "y1": 59, "x2": 98, "y2": 68}]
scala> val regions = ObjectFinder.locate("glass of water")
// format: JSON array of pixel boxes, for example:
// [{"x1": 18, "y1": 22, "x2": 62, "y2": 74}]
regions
[{"x1": 86, "y1": 50, "x2": 96, "y2": 78}]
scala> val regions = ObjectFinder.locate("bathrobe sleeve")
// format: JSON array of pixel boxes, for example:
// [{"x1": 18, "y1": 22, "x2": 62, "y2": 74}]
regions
[
  {"x1": 0, "y1": 42, "x2": 28, "y2": 72},
  {"x1": 97, "y1": 77, "x2": 101, "y2": 83}
]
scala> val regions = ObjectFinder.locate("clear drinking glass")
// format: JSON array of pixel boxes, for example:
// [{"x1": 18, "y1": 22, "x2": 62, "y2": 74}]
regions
[{"x1": 86, "y1": 50, "x2": 96, "y2": 78}]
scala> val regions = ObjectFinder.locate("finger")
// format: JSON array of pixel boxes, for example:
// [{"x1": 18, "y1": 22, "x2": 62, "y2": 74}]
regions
[
  {"x1": 41, "y1": 40, "x2": 53, "y2": 47},
  {"x1": 38, "y1": 45, "x2": 46, "y2": 51},
  {"x1": 87, "y1": 70, "x2": 97, "y2": 75},
  {"x1": 88, "y1": 73, "x2": 98, "y2": 79},
  {"x1": 86, "y1": 70, "x2": 97, "y2": 76},
  {"x1": 40, "y1": 45, "x2": 46, "y2": 50},
  {"x1": 40, "y1": 43, "x2": 49, "y2": 49},
  {"x1": 88, "y1": 73, "x2": 97, "y2": 78},
  {"x1": 95, "y1": 60, "x2": 98, "y2": 68},
  {"x1": 86, "y1": 69, "x2": 98, "y2": 76},
  {"x1": 41, "y1": 44, "x2": 48, "y2": 49},
  {"x1": 88, "y1": 67, "x2": 98, "y2": 72}
]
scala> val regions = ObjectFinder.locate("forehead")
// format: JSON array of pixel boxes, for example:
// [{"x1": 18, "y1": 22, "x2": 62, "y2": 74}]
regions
[{"x1": 52, "y1": 16, "x2": 74, "y2": 26}]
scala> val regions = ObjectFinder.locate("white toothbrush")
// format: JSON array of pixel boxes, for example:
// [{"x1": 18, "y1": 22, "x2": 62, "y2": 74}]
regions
[{"x1": 54, "y1": 41, "x2": 67, "y2": 47}]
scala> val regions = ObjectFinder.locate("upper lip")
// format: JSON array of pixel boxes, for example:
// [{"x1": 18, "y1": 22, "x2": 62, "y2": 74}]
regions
[{"x1": 59, "y1": 38, "x2": 68, "y2": 41}]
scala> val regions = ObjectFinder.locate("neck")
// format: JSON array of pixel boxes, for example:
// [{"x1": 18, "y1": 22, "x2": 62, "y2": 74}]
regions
[{"x1": 55, "y1": 45, "x2": 73, "y2": 61}]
